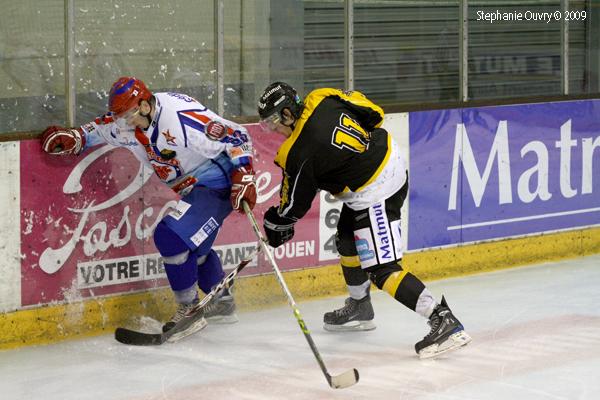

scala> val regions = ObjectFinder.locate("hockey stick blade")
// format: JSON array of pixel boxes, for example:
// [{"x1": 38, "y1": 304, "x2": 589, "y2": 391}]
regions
[
  {"x1": 243, "y1": 202, "x2": 359, "y2": 389},
  {"x1": 115, "y1": 328, "x2": 165, "y2": 346},
  {"x1": 114, "y1": 257, "x2": 252, "y2": 346},
  {"x1": 328, "y1": 369, "x2": 359, "y2": 389}
]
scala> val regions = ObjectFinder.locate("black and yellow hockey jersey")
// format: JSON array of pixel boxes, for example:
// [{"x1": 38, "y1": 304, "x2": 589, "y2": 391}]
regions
[{"x1": 274, "y1": 88, "x2": 392, "y2": 220}]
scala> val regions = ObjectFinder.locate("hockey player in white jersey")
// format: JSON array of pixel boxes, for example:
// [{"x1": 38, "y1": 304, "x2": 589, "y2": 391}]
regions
[{"x1": 40, "y1": 76, "x2": 257, "y2": 340}]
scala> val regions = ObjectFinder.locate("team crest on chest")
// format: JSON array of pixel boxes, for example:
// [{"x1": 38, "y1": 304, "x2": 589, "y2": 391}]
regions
[
  {"x1": 162, "y1": 129, "x2": 177, "y2": 145},
  {"x1": 205, "y1": 120, "x2": 228, "y2": 141}
]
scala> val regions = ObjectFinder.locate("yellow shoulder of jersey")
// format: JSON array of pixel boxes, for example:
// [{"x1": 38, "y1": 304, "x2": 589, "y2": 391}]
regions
[
  {"x1": 304, "y1": 88, "x2": 384, "y2": 123},
  {"x1": 274, "y1": 88, "x2": 384, "y2": 169}
]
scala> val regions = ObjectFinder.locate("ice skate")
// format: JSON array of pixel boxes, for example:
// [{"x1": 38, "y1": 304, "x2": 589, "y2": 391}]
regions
[
  {"x1": 203, "y1": 286, "x2": 238, "y2": 324},
  {"x1": 162, "y1": 300, "x2": 207, "y2": 342},
  {"x1": 415, "y1": 296, "x2": 471, "y2": 359},
  {"x1": 323, "y1": 295, "x2": 376, "y2": 332}
]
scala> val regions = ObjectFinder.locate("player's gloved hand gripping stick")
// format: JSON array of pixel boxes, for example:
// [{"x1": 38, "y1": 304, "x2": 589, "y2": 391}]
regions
[{"x1": 243, "y1": 201, "x2": 359, "y2": 389}]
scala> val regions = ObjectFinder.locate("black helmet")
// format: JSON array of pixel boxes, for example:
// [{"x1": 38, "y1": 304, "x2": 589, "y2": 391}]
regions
[{"x1": 257, "y1": 82, "x2": 303, "y2": 121}]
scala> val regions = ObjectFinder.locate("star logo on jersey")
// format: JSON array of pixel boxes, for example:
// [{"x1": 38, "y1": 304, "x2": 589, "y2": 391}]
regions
[{"x1": 161, "y1": 129, "x2": 177, "y2": 145}]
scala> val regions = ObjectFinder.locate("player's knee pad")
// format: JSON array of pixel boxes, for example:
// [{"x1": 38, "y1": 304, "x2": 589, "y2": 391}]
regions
[
  {"x1": 336, "y1": 231, "x2": 357, "y2": 257},
  {"x1": 162, "y1": 250, "x2": 190, "y2": 265},
  {"x1": 196, "y1": 249, "x2": 225, "y2": 294}
]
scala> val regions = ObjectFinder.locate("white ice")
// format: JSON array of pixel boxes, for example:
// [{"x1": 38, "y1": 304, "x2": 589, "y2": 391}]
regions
[{"x1": 1, "y1": 254, "x2": 600, "y2": 400}]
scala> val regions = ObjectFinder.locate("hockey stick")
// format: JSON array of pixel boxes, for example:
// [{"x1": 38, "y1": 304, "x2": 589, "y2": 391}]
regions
[
  {"x1": 115, "y1": 256, "x2": 252, "y2": 346},
  {"x1": 243, "y1": 201, "x2": 359, "y2": 389}
]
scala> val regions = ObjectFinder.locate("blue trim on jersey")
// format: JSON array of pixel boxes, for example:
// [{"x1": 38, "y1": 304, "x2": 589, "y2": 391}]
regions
[
  {"x1": 185, "y1": 152, "x2": 234, "y2": 190},
  {"x1": 177, "y1": 109, "x2": 209, "y2": 147},
  {"x1": 149, "y1": 107, "x2": 163, "y2": 155}
]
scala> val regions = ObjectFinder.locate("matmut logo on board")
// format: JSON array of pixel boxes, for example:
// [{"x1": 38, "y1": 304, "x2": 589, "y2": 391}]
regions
[{"x1": 408, "y1": 100, "x2": 600, "y2": 250}]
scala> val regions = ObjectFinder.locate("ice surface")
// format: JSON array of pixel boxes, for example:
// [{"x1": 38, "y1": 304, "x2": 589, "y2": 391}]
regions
[{"x1": 1, "y1": 254, "x2": 599, "y2": 400}]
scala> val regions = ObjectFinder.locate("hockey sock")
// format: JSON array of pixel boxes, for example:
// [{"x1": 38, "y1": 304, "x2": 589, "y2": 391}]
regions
[
  {"x1": 368, "y1": 261, "x2": 426, "y2": 311},
  {"x1": 340, "y1": 255, "x2": 371, "y2": 300},
  {"x1": 196, "y1": 249, "x2": 225, "y2": 294},
  {"x1": 154, "y1": 221, "x2": 199, "y2": 292},
  {"x1": 162, "y1": 252, "x2": 199, "y2": 292},
  {"x1": 173, "y1": 285, "x2": 200, "y2": 305},
  {"x1": 415, "y1": 288, "x2": 436, "y2": 318}
]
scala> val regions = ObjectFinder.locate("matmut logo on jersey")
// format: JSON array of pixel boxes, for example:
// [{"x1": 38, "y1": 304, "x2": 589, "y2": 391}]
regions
[{"x1": 354, "y1": 204, "x2": 403, "y2": 268}]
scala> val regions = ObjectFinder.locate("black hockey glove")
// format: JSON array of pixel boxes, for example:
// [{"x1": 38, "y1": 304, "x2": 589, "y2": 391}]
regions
[{"x1": 263, "y1": 206, "x2": 295, "y2": 248}]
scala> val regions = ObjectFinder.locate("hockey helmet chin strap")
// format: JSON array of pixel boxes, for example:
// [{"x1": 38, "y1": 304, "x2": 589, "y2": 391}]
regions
[{"x1": 282, "y1": 112, "x2": 296, "y2": 130}]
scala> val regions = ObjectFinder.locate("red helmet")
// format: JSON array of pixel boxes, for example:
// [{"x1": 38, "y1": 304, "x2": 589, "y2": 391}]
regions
[{"x1": 108, "y1": 77, "x2": 152, "y2": 117}]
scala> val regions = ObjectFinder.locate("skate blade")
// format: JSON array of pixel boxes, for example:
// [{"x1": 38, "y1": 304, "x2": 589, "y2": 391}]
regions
[
  {"x1": 323, "y1": 320, "x2": 376, "y2": 332},
  {"x1": 167, "y1": 317, "x2": 208, "y2": 343},
  {"x1": 418, "y1": 330, "x2": 472, "y2": 359},
  {"x1": 206, "y1": 313, "x2": 239, "y2": 324}
]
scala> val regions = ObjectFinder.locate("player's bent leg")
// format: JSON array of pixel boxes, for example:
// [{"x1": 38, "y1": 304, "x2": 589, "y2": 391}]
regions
[
  {"x1": 154, "y1": 222, "x2": 207, "y2": 335},
  {"x1": 197, "y1": 249, "x2": 238, "y2": 324},
  {"x1": 160, "y1": 250, "x2": 207, "y2": 336},
  {"x1": 323, "y1": 255, "x2": 376, "y2": 332},
  {"x1": 324, "y1": 211, "x2": 376, "y2": 332}
]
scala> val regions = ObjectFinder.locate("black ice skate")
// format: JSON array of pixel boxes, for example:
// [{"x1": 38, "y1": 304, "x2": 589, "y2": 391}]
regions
[
  {"x1": 323, "y1": 295, "x2": 376, "y2": 332},
  {"x1": 203, "y1": 286, "x2": 238, "y2": 324},
  {"x1": 415, "y1": 296, "x2": 471, "y2": 359},
  {"x1": 162, "y1": 299, "x2": 207, "y2": 342}
]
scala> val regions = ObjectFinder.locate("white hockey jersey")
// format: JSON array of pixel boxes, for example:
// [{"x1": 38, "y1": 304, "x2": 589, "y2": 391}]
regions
[{"x1": 80, "y1": 92, "x2": 253, "y2": 193}]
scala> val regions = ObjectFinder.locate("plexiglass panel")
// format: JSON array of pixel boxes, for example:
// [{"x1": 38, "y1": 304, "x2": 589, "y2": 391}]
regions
[
  {"x1": 469, "y1": 1, "x2": 563, "y2": 100},
  {"x1": 354, "y1": 1, "x2": 460, "y2": 106},
  {"x1": 72, "y1": 0, "x2": 216, "y2": 124},
  {"x1": 0, "y1": 1, "x2": 66, "y2": 132}
]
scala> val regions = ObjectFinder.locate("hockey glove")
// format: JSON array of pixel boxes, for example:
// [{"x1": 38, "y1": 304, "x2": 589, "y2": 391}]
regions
[
  {"x1": 263, "y1": 206, "x2": 295, "y2": 248},
  {"x1": 41, "y1": 126, "x2": 86, "y2": 155},
  {"x1": 230, "y1": 164, "x2": 257, "y2": 212}
]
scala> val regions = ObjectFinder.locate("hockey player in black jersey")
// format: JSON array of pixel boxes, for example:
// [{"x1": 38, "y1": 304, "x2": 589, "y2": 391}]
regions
[{"x1": 257, "y1": 82, "x2": 471, "y2": 358}]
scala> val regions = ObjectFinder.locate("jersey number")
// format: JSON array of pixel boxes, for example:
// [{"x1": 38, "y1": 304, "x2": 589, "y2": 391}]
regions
[{"x1": 331, "y1": 114, "x2": 369, "y2": 153}]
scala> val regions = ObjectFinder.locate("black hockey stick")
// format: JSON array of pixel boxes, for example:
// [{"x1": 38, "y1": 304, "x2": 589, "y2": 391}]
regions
[
  {"x1": 243, "y1": 202, "x2": 359, "y2": 389},
  {"x1": 114, "y1": 256, "x2": 252, "y2": 346}
]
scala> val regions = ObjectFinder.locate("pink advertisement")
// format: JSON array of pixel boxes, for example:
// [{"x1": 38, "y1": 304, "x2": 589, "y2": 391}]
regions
[{"x1": 19, "y1": 125, "x2": 328, "y2": 307}]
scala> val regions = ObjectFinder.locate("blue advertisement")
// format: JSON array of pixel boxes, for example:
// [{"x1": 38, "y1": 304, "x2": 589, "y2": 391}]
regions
[{"x1": 408, "y1": 100, "x2": 600, "y2": 250}]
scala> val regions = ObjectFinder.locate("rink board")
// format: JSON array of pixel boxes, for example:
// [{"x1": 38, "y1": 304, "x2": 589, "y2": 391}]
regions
[
  {"x1": 1, "y1": 225, "x2": 599, "y2": 349},
  {"x1": 409, "y1": 99, "x2": 600, "y2": 250},
  {"x1": 1, "y1": 103, "x2": 600, "y2": 349}
]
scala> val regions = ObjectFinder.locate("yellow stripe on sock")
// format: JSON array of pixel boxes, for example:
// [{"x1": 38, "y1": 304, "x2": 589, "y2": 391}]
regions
[
  {"x1": 340, "y1": 255, "x2": 361, "y2": 267},
  {"x1": 382, "y1": 270, "x2": 408, "y2": 297}
]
